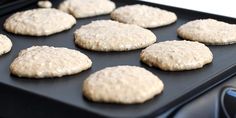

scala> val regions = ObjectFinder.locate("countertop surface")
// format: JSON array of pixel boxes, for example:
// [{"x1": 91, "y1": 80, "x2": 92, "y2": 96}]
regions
[{"x1": 141, "y1": 0, "x2": 236, "y2": 18}]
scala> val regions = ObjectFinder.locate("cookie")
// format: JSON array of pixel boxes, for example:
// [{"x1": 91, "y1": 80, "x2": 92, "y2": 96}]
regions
[
  {"x1": 83, "y1": 65, "x2": 164, "y2": 104},
  {"x1": 4, "y1": 8, "x2": 76, "y2": 36},
  {"x1": 38, "y1": 1, "x2": 52, "y2": 8},
  {"x1": 140, "y1": 40, "x2": 213, "y2": 71},
  {"x1": 74, "y1": 20, "x2": 156, "y2": 51},
  {"x1": 111, "y1": 4, "x2": 177, "y2": 28},
  {"x1": 177, "y1": 19, "x2": 236, "y2": 45},
  {"x1": 10, "y1": 46, "x2": 92, "y2": 78},
  {"x1": 58, "y1": 0, "x2": 115, "y2": 18},
  {"x1": 0, "y1": 34, "x2": 12, "y2": 56}
]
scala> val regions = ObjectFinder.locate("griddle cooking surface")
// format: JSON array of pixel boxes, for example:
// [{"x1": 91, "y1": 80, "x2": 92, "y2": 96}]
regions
[{"x1": 0, "y1": 0, "x2": 236, "y2": 117}]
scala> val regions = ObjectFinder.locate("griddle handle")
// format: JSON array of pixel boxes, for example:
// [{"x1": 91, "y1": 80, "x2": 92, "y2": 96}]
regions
[{"x1": 218, "y1": 86, "x2": 236, "y2": 118}]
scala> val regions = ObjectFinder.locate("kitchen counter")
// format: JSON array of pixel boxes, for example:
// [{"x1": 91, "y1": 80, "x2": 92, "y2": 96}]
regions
[{"x1": 142, "y1": 0, "x2": 236, "y2": 18}]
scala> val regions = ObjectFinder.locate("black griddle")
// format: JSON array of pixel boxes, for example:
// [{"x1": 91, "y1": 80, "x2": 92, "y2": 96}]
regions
[
  {"x1": 1, "y1": 0, "x2": 236, "y2": 117},
  {"x1": 0, "y1": 0, "x2": 35, "y2": 17}
]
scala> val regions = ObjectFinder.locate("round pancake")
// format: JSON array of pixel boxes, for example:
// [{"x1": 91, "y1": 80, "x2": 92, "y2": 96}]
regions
[
  {"x1": 58, "y1": 0, "x2": 115, "y2": 18},
  {"x1": 10, "y1": 46, "x2": 92, "y2": 78},
  {"x1": 0, "y1": 34, "x2": 12, "y2": 56},
  {"x1": 111, "y1": 4, "x2": 177, "y2": 28},
  {"x1": 74, "y1": 20, "x2": 156, "y2": 51},
  {"x1": 177, "y1": 19, "x2": 236, "y2": 45},
  {"x1": 140, "y1": 40, "x2": 213, "y2": 71},
  {"x1": 38, "y1": 1, "x2": 52, "y2": 8},
  {"x1": 83, "y1": 65, "x2": 164, "y2": 104},
  {"x1": 4, "y1": 8, "x2": 76, "y2": 36}
]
